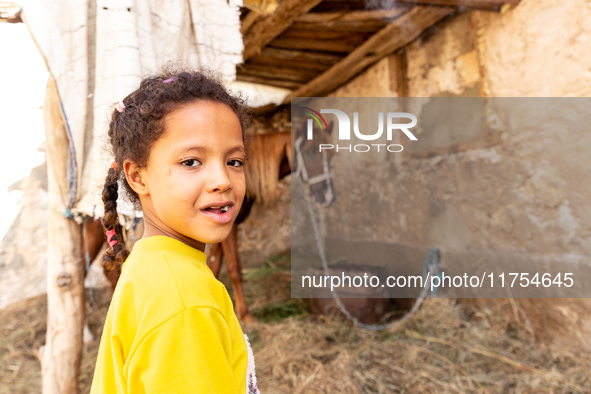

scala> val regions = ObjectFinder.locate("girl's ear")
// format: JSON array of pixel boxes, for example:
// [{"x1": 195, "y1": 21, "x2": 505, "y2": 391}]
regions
[{"x1": 124, "y1": 159, "x2": 148, "y2": 196}]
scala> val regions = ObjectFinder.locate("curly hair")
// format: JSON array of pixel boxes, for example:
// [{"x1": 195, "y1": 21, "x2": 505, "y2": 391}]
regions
[{"x1": 100, "y1": 65, "x2": 252, "y2": 274}]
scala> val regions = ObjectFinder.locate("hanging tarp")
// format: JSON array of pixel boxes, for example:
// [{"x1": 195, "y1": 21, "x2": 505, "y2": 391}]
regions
[{"x1": 21, "y1": 0, "x2": 244, "y2": 218}]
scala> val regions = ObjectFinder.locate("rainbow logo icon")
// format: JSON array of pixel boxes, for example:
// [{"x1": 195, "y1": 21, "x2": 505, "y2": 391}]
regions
[{"x1": 302, "y1": 107, "x2": 328, "y2": 136}]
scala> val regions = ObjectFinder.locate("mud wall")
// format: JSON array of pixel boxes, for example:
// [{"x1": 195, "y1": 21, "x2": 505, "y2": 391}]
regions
[
  {"x1": 314, "y1": 0, "x2": 591, "y2": 350},
  {"x1": 322, "y1": 0, "x2": 591, "y2": 259},
  {"x1": 235, "y1": 175, "x2": 292, "y2": 269}
]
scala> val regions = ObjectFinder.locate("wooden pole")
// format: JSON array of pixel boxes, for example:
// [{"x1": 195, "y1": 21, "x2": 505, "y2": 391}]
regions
[{"x1": 42, "y1": 76, "x2": 85, "y2": 394}]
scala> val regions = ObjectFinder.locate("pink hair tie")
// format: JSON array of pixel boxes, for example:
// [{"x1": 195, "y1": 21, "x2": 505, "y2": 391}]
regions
[
  {"x1": 116, "y1": 100, "x2": 125, "y2": 113},
  {"x1": 163, "y1": 77, "x2": 177, "y2": 83},
  {"x1": 105, "y1": 229, "x2": 118, "y2": 248}
]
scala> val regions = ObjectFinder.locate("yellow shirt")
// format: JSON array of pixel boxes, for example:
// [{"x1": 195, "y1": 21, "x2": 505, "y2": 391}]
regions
[{"x1": 90, "y1": 235, "x2": 257, "y2": 394}]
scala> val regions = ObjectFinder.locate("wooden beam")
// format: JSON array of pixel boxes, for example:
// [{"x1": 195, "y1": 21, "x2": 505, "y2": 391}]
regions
[
  {"x1": 235, "y1": 74, "x2": 303, "y2": 90},
  {"x1": 249, "y1": 102, "x2": 280, "y2": 115},
  {"x1": 282, "y1": 6, "x2": 454, "y2": 104},
  {"x1": 242, "y1": 0, "x2": 323, "y2": 61},
  {"x1": 272, "y1": 9, "x2": 411, "y2": 48},
  {"x1": 237, "y1": 62, "x2": 321, "y2": 83},
  {"x1": 388, "y1": 50, "x2": 408, "y2": 98},
  {"x1": 248, "y1": 47, "x2": 342, "y2": 71},
  {"x1": 270, "y1": 30, "x2": 371, "y2": 53},
  {"x1": 296, "y1": 7, "x2": 410, "y2": 23},
  {"x1": 309, "y1": 0, "x2": 368, "y2": 13},
  {"x1": 396, "y1": 0, "x2": 519, "y2": 10},
  {"x1": 243, "y1": 58, "x2": 330, "y2": 72},
  {"x1": 289, "y1": 19, "x2": 390, "y2": 33},
  {"x1": 241, "y1": 11, "x2": 262, "y2": 35}
]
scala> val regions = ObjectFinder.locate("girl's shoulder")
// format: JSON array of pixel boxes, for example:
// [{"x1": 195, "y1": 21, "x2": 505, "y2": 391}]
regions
[{"x1": 114, "y1": 235, "x2": 234, "y2": 325}]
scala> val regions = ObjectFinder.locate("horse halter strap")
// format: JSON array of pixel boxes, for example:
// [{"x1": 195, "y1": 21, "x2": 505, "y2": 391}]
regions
[
  {"x1": 294, "y1": 136, "x2": 332, "y2": 185},
  {"x1": 294, "y1": 136, "x2": 334, "y2": 207}
]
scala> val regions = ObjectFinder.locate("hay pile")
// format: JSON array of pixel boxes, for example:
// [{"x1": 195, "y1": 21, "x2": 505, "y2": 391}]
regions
[
  {"x1": 245, "y1": 298, "x2": 591, "y2": 393},
  {"x1": 239, "y1": 253, "x2": 591, "y2": 393},
  {"x1": 1, "y1": 251, "x2": 590, "y2": 393},
  {"x1": 0, "y1": 288, "x2": 111, "y2": 393}
]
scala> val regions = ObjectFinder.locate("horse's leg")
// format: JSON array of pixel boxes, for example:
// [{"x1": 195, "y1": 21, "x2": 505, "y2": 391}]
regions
[
  {"x1": 208, "y1": 243, "x2": 224, "y2": 278},
  {"x1": 221, "y1": 225, "x2": 253, "y2": 323},
  {"x1": 82, "y1": 218, "x2": 107, "y2": 277},
  {"x1": 83, "y1": 217, "x2": 119, "y2": 293}
]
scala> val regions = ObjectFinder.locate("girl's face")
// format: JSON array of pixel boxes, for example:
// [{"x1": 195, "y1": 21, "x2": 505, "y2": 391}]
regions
[{"x1": 128, "y1": 100, "x2": 246, "y2": 247}]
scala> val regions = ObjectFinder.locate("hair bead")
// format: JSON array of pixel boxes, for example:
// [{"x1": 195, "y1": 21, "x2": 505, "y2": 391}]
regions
[{"x1": 116, "y1": 100, "x2": 125, "y2": 113}]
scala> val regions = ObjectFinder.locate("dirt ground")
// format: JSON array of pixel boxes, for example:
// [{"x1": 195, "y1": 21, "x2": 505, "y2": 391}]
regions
[{"x1": 2, "y1": 252, "x2": 591, "y2": 393}]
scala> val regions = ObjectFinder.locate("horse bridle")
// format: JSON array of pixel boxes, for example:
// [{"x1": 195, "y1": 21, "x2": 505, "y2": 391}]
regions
[{"x1": 294, "y1": 136, "x2": 334, "y2": 207}]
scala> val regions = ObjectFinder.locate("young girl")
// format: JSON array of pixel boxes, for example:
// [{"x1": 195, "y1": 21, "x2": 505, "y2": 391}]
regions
[{"x1": 90, "y1": 67, "x2": 260, "y2": 394}]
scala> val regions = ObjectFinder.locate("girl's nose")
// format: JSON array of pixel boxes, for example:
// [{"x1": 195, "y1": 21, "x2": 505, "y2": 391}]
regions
[{"x1": 207, "y1": 161, "x2": 232, "y2": 194}]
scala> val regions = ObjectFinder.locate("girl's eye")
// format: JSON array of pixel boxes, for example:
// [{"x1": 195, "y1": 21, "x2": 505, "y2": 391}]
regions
[
  {"x1": 228, "y1": 159, "x2": 244, "y2": 168},
  {"x1": 182, "y1": 159, "x2": 201, "y2": 168}
]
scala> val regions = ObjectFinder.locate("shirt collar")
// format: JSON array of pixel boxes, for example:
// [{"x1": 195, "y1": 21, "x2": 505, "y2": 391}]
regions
[{"x1": 130, "y1": 235, "x2": 207, "y2": 266}]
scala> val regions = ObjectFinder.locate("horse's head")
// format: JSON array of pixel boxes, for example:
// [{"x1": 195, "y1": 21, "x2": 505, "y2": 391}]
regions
[{"x1": 293, "y1": 120, "x2": 336, "y2": 208}]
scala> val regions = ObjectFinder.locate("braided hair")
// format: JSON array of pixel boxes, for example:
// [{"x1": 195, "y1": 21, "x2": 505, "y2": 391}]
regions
[{"x1": 100, "y1": 64, "x2": 252, "y2": 273}]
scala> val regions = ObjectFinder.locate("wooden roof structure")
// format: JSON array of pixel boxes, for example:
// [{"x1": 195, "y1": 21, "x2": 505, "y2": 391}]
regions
[{"x1": 237, "y1": 0, "x2": 520, "y2": 105}]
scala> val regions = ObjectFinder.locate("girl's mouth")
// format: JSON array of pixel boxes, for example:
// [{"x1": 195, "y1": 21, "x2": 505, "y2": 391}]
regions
[{"x1": 200, "y1": 205, "x2": 233, "y2": 224}]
